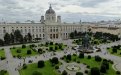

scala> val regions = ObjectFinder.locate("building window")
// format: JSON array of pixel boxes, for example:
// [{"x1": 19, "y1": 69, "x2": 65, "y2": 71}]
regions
[
  {"x1": 39, "y1": 29, "x2": 41, "y2": 32},
  {"x1": 50, "y1": 34, "x2": 52, "y2": 39},
  {"x1": 32, "y1": 29, "x2": 34, "y2": 32},
  {"x1": 12, "y1": 29, "x2": 14, "y2": 33},
  {"x1": 36, "y1": 29, "x2": 38, "y2": 32},
  {"x1": 21, "y1": 29, "x2": 23, "y2": 33},
  {"x1": 36, "y1": 34, "x2": 38, "y2": 38},
  {"x1": 25, "y1": 29, "x2": 27, "y2": 33},
  {"x1": 29, "y1": 29, "x2": 31, "y2": 33},
  {"x1": 56, "y1": 29, "x2": 58, "y2": 32},
  {"x1": 3, "y1": 29, "x2": 6, "y2": 33},
  {"x1": 50, "y1": 29, "x2": 52, "y2": 32},
  {"x1": 56, "y1": 34, "x2": 58, "y2": 38}
]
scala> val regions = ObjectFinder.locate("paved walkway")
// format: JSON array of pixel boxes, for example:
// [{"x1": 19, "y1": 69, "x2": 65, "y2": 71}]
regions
[{"x1": 0, "y1": 40, "x2": 121, "y2": 75}]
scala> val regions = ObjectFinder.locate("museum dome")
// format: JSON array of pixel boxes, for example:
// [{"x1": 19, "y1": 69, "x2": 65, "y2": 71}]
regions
[{"x1": 46, "y1": 4, "x2": 55, "y2": 14}]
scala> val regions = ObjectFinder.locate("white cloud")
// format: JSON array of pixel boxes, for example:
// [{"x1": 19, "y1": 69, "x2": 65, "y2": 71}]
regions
[{"x1": 0, "y1": 0, "x2": 121, "y2": 22}]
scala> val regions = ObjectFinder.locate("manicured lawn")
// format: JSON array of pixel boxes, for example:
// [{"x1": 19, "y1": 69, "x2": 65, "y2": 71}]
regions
[
  {"x1": 10, "y1": 46, "x2": 39, "y2": 57},
  {"x1": 5, "y1": 72, "x2": 9, "y2": 75},
  {"x1": 107, "y1": 48, "x2": 121, "y2": 57},
  {"x1": 41, "y1": 43, "x2": 67, "y2": 51},
  {"x1": 64, "y1": 55, "x2": 116, "y2": 75},
  {"x1": 0, "y1": 70, "x2": 9, "y2": 75},
  {"x1": 20, "y1": 61, "x2": 60, "y2": 75},
  {"x1": 0, "y1": 49, "x2": 5, "y2": 57}
]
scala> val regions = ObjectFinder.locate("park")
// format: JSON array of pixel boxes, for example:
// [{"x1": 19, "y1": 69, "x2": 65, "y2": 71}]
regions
[{"x1": 0, "y1": 30, "x2": 121, "y2": 75}]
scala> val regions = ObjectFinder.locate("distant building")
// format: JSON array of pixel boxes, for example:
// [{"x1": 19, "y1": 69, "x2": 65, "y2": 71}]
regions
[{"x1": 0, "y1": 5, "x2": 82, "y2": 41}]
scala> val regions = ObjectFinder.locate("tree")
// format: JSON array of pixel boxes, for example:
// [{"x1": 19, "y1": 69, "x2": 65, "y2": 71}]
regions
[
  {"x1": 32, "y1": 71, "x2": 42, "y2": 75},
  {"x1": 24, "y1": 35, "x2": 28, "y2": 43},
  {"x1": 14, "y1": 30, "x2": 23, "y2": 43},
  {"x1": 51, "y1": 57, "x2": 59, "y2": 64},
  {"x1": 38, "y1": 60, "x2": 45, "y2": 68},
  {"x1": 102, "y1": 61, "x2": 109, "y2": 70},
  {"x1": 100, "y1": 64, "x2": 106, "y2": 73},
  {"x1": 4, "y1": 33, "x2": 11, "y2": 44},
  {"x1": 76, "y1": 72, "x2": 83, "y2": 75},
  {"x1": 91, "y1": 67, "x2": 100, "y2": 75},
  {"x1": 10, "y1": 33, "x2": 14, "y2": 43},
  {"x1": 62, "y1": 70, "x2": 67, "y2": 75},
  {"x1": 70, "y1": 32, "x2": 75, "y2": 39},
  {"x1": 74, "y1": 30, "x2": 77, "y2": 37},
  {"x1": 27, "y1": 33, "x2": 32, "y2": 42},
  {"x1": 95, "y1": 56, "x2": 102, "y2": 62},
  {"x1": 0, "y1": 39, "x2": 4, "y2": 46}
]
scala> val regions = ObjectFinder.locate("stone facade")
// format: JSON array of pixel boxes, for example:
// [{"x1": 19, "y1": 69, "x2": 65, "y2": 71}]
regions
[{"x1": 0, "y1": 5, "x2": 82, "y2": 41}]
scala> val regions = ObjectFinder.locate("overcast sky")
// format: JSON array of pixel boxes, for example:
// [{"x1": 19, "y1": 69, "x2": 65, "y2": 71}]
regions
[{"x1": 0, "y1": 0, "x2": 121, "y2": 23}]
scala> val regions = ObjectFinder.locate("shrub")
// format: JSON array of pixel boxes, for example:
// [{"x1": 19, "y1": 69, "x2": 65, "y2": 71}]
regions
[
  {"x1": 79, "y1": 52, "x2": 84, "y2": 58},
  {"x1": 86, "y1": 65, "x2": 90, "y2": 68},
  {"x1": 62, "y1": 70, "x2": 67, "y2": 75},
  {"x1": 50, "y1": 42, "x2": 53, "y2": 45},
  {"x1": 32, "y1": 71, "x2": 42, "y2": 75},
  {"x1": 22, "y1": 45, "x2": 26, "y2": 48},
  {"x1": 76, "y1": 72, "x2": 83, "y2": 75},
  {"x1": 85, "y1": 70, "x2": 88, "y2": 74},
  {"x1": 116, "y1": 71, "x2": 120, "y2": 75},
  {"x1": 38, "y1": 48, "x2": 42, "y2": 53},
  {"x1": 28, "y1": 60, "x2": 33, "y2": 63},
  {"x1": 23, "y1": 64, "x2": 27, "y2": 69},
  {"x1": 112, "y1": 48, "x2": 117, "y2": 53},
  {"x1": 66, "y1": 54, "x2": 71, "y2": 61},
  {"x1": 55, "y1": 43, "x2": 58, "y2": 45},
  {"x1": 100, "y1": 64, "x2": 106, "y2": 73},
  {"x1": 51, "y1": 57, "x2": 59, "y2": 64},
  {"x1": 17, "y1": 55, "x2": 21, "y2": 59},
  {"x1": 49, "y1": 46, "x2": 54, "y2": 51},
  {"x1": 27, "y1": 50, "x2": 32, "y2": 54},
  {"x1": 102, "y1": 61, "x2": 109, "y2": 70},
  {"x1": 66, "y1": 60, "x2": 70, "y2": 63},
  {"x1": 87, "y1": 55, "x2": 91, "y2": 59},
  {"x1": 17, "y1": 49, "x2": 21, "y2": 53},
  {"x1": 1, "y1": 57, "x2": 6, "y2": 60},
  {"x1": 45, "y1": 42, "x2": 49, "y2": 46},
  {"x1": 73, "y1": 58, "x2": 76, "y2": 61},
  {"x1": 77, "y1": 61, "x2": 80, "y2": 63},
  {"x1": 73, "y1": 54, "x2": 77, "y2": 56},
  {"x1": 91, "y1": 67, "x2": 100, "y2": 75},
  {"x1": 0, "y1": 70, "x2": 7, "y2": 75},
  {"x1": 55, "y1": 46, "x2": 59, "y2": 50},
  {"x1": 55, "y1": 66, "x2": 59, "y2": 69},
  {"x1": 38, "y1": 60, "x2": 45, "y2": 68},
  {"x1": 95, "y1": 56, "x2": 102, "y2": 62},
  {"x1": 58, "y1": 44, "x2": 63, "y2": 49}
]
